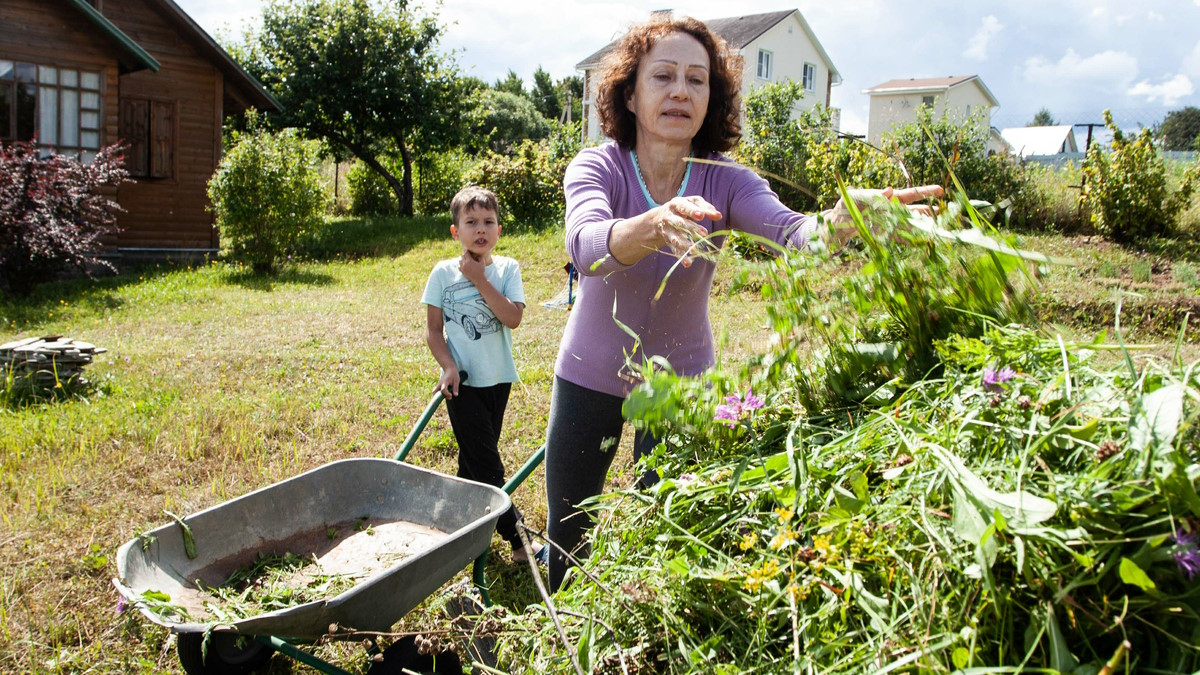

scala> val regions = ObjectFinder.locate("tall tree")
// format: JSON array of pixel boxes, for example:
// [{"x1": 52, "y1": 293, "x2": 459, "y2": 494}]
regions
[
  {"x1": 468, "y1": 89, "x2": 552, "y2": 153},
  {"x1": 530, "y1": 67, "x2": 560, "y2": 121},
  {"x1": 241, "y1": 0, "x2": 462, "y2": 216},
  {"x1": 556, "y1": 74, "x2": 584, "y2": 123},
  {"x1": 494, "y1": 70, "x2": 526, "y2": 97},
  {"x1": 1157, "y1": 106, "x2": 1200, "y2": 151},
  {"x1": 1029, "y1": 108, "x2": 1056, "y2": 126}
]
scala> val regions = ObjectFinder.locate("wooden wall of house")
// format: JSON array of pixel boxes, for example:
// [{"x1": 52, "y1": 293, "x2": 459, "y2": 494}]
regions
[
  {"x1": 103, "y1": 0, "x2": 222, "y2": 250},
  {"x1": 0, "y1": 0, "x2": 223, "y2": 251},
  {"x1": 0, "y1": 1, "x2": 122, "y2": 157}
]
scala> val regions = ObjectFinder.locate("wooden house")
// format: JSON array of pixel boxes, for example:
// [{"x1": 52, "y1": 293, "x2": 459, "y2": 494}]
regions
[{"x1": 0, "y1": 0, "x2": 279, "y2": 261}]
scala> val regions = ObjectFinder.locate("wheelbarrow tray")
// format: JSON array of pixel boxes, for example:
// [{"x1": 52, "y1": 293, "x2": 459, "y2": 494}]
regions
[{"x1": 114, "y1": 458, "x2": 509, "y2": 640}]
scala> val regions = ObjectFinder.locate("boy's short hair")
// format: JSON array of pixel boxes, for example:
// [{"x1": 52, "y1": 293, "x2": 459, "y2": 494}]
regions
[{"x1": 450, "y1": 186, "x2": 500, "y2": 225}]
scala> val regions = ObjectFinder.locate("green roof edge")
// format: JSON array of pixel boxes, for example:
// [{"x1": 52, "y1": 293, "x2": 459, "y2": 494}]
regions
[{"x1": 63, "y1": 0, "x2": 161, "y2": 73}]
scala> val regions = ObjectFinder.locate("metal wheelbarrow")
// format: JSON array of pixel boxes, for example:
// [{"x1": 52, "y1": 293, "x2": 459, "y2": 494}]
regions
[{"x1": 113, "y1": 379, "x2": 545, "y2": 674}]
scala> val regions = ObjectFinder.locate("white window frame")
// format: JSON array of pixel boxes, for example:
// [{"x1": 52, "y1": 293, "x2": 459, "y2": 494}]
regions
[
  {"x1": 0, "y1": 60, "x2": 102, "y2": 161},
  {"x1": 922, "y1": 95, "x2": 936, "y2": 108},
  {"x1": 756, "y1": 49, "x2": 773, "y2": 80},
  {"x1": 802, "y1": 62, "x2": 816, "y2": 92}
]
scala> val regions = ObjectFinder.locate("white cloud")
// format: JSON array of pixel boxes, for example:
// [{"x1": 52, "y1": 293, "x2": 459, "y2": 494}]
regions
[
  {"x1": 963, "y1": 15, "x2": 1003, "y2": 61},
  {"x1": 1023, "y1": 48, "x2": 1139, "y2": 92},
  {"x1": 1128, "y1": 74, "x2": 1195, "y2": 106},
  {"x1": 1147, "y1": 11, "x2": 1163, "y2": 21},
  {"x1": 1185, "y1": 41, "x2": 1200, "y2": 79}
]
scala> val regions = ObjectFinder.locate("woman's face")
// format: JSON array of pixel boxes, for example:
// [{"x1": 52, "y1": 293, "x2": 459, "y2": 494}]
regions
[{"x1": 625, "y1": 31, "x2": 711, "y2": 148}]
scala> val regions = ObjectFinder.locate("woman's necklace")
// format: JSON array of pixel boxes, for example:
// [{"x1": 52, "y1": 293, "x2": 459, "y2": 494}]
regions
[{"x1": 631, "y1": 150, "x2": 692, "y2": 208}]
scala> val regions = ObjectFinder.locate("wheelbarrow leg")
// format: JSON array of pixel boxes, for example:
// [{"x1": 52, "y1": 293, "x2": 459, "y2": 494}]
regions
[
  {"x1": 471, "y1": 443, "x2": 547, "y2": 607},
  {"x1": 259, "y1": 636, "x2": 356, "y2": 675}
]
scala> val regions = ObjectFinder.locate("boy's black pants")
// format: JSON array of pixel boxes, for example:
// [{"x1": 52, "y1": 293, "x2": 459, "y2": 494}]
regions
[{"x1": 444, "y1": 382, "x2": 524, "y2": 549}]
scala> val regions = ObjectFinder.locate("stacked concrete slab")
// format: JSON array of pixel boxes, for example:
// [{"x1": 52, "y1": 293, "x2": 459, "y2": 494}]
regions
[{"x1": 0, "y1": 336, "x2": 106, "y2": 390}]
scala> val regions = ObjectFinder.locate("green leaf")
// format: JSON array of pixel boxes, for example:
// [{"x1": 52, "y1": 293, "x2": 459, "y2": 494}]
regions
[
  {"x1": 1118, "y1": 557, "x2": 1157, "y2": 592},
  {"x1": 1129, "y1": 383, "x2": 1184, "y2": 455},
  {"x1": 1046, "y1": 602, "x2": 1080, "y2": 673},
  {"x1": 164, "y1": 509, "x2": 197, "y2": 560}
]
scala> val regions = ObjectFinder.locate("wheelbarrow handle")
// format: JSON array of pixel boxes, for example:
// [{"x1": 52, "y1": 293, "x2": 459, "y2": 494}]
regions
[{"x1": 393, "y1": 371, "x2": 467, "y2": 462}]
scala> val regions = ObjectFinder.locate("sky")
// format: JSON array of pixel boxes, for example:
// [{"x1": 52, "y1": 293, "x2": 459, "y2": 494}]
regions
[{"x1": 176, "y1": 0, "x2": 1200, "y2": 139}]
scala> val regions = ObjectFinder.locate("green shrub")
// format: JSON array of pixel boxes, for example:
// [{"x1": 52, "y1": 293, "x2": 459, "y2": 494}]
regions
[
  {"x1": 1172, "y1": 261, "x2": 1198, "y2": 287},
  {"x1": 738, "y1": 81, "x2": 819, "y2": 211},
  {"x1": 884, "y1": 107, "x2": 1032, "y2": 222},
  {"x1": 1131, "y1": 259, "x2": 1153, "y2": 283},
  {"x1": 208, "y1": 112, "x2": 329, "y2": 273},
  {"x1": 1095, "y1": 260, "x2": 1120, "y2": 278},
  {"x1": 1081, "y1": 110, "x2": 1197, "y2": 243},
  {"x1": 467, "y1": 89, "x2": 552, "y2": 154},
  {"x1": 1013, "y1": 162, "x2": 1085, "y2": 232},
  {"x1": 462, "y1": 122, "x2": 579, "y2": 229},
  {"x1": 413, "y1": 149, "x2": 471, "y2": 216},
  {"x1": 738, "y1": 82, "x2": 904, "y2": 211},
  {"x1": 346, "y1": 158, "x2": 400, "y2": 217}
]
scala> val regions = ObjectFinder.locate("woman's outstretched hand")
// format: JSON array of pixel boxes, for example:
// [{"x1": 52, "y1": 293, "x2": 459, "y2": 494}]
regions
[
  {"x1": 653, "y1": 196, "x2": 722, "y2": 267},
  {"x1": 823, "y1": 184, "x2": 945, "y2": 246}
]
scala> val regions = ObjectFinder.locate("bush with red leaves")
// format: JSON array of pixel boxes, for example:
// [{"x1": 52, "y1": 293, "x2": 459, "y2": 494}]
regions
[{"x1": 0, "y1": 141, "x2": 128, "y2": 296}]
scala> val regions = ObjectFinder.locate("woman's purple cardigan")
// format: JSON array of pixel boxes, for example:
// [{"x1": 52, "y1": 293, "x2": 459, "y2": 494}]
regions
[{"x1": 555, "y1": 141, "x2": 819, "y2": 398}]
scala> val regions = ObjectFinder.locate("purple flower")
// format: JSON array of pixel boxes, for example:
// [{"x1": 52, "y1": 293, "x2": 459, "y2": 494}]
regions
[
  {"x1": 1173, "y1": 531, "x2": 1200, "y2": 579},
  {"x1": 715, "y1": 388, "x2": 765, "y2": 427},
  {"x1": 115, "y1": 596, "x2": 127, "y2": 614},
  {"x1": 983, "y1": 365, "x2": 1016, "y2": 391}
]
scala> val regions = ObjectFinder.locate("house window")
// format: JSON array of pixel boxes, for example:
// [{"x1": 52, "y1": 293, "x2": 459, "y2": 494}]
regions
[
  {"x1": 802, "y1": 62, "x2": 816, "y2": 92},
  {"x1": 119, "y1": 98, "x2": 175, "y2": 179},
  {"x1": 0, "y1": 60, "x2": 102, "y2": 160},
  {"x1": 922, "y1": 95, "x2": 936, "y2": 108},
  {"x1": 756, "y1": 49, "x2": 773, "y2": 80}
]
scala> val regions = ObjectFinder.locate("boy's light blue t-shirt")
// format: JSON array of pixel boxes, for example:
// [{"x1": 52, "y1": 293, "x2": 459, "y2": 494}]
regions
[{"x1": 422, "y1": 256, "x2": 524, "y2": 388}]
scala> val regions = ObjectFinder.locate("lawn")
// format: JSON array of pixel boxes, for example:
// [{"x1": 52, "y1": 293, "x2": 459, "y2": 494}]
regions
[{"x1": 2, "y1": 215, "x2": 1199, "y2": 673}]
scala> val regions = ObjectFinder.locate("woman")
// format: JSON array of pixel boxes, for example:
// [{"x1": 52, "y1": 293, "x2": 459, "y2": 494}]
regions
[{"x1": 544, "y1": 14, "x2": 941, "y2": 590}]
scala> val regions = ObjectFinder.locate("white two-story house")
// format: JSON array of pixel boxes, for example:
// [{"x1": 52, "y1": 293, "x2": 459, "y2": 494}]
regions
[
  {"x1": 575, "y1": 9, "x2": 842, "y2": 144},
  {"x1": 863, "y1": 75, "x2": 999, "y2": 147}
]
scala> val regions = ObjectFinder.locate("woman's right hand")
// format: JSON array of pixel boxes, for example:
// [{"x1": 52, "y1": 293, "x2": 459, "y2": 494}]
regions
[{"x1": 652, "y1": 196, "x2": 722, "y2": 267}]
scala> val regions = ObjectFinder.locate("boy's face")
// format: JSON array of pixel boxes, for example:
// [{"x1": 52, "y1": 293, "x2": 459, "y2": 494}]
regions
[{"x1": 451, "y1": 205, "x2": 501, "y2": 260}]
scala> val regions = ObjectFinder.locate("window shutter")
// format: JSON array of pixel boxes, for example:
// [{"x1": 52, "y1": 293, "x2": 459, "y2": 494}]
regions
[
  {"x1": 150, "y1": 101, "x2": 174, "y2": 179},
  {"x1": 119, "y1": 98, "x2": 148, "y2": 176}
]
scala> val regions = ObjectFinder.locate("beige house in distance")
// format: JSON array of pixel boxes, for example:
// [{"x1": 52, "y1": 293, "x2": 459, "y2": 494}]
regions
[
  {"x1": 863, "y1": 75, "x2": 999, "y2": 146},
  {"x1": 576, "y1": 9, "x2": 842, "y2": 144}
]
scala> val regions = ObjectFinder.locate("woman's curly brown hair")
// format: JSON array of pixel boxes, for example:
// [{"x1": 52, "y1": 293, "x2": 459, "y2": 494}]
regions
[{"x1": 595, "y1": 14, "x2": 743, "y2": 154}]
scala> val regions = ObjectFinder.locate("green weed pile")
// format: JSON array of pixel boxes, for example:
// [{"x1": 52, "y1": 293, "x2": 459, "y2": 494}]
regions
[{"x1": 496, "y1": 196, "x2": 1200, "y2": 673}]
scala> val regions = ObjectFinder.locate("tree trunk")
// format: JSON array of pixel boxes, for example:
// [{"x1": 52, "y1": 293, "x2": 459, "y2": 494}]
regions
[
  {"x1": 397, "y1": 138, "x2": 415, "y2": 218},
  {"x1": 356, "y1": 152, "x2": 407, "y2": 216}
]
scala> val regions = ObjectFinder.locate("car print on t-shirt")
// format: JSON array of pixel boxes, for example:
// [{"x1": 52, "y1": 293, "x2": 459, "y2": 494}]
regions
[{"x1": 441, "y1": 281, "x2": 501, "y2": 340}]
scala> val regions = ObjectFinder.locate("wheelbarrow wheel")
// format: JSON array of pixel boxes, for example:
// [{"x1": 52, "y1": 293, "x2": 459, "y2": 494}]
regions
[{"x1": 176, "y1": 631, "x2": 275, "y2": 675}]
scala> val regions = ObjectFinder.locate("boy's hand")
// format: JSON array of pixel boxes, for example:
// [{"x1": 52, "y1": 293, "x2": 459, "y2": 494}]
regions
[
  {"x1": 459, "y1": 252, "x2": 486, "y2": 286},
  {"x1": 436, "y1": 368, "x2": 460, "y2": 399}
]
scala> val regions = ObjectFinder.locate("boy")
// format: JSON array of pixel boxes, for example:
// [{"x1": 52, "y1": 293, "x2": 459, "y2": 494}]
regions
[{"x1": 422, "y1": 186, "x2": 545, "y2": 564}]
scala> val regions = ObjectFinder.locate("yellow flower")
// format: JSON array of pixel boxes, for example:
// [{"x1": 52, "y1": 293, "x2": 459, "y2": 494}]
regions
[
  {"x1": 774, "y1": 507, "x2": 794, "y2": 524},
  {"x1": 787, "y1": 582, "x2": 810, "y2": 602},
  {"x1": 743, "y1": 559, "x2": 781, "y2": 592},
  {"x1": 769, "y1": 528, "x2": 797, "y2": 551},
  {"x1": 739, "y1": 531, "x2": 758, "y2": 551}
]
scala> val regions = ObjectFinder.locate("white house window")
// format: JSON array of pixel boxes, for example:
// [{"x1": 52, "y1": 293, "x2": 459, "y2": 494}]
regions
[
  {"x1": 922, "y1": 95, "x2": 935, "y2": 108},
  {"x1": 756, "y1": 49, "x2": 773, "y2": 80},
  {"x1": 1, "y1": 60, "x2": 102, "y2": 161},
  {"x1": 802, "y1": 62, "x2": 816, "y2": 92}
]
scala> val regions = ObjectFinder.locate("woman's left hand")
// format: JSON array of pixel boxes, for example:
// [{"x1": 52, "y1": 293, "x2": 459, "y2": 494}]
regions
[
  {"x1": 654, "y1": 196, "x2": 722, "y2": 267},
  {"x1": 823, "y1": 184, "x2": 945, "y2": 245}
]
